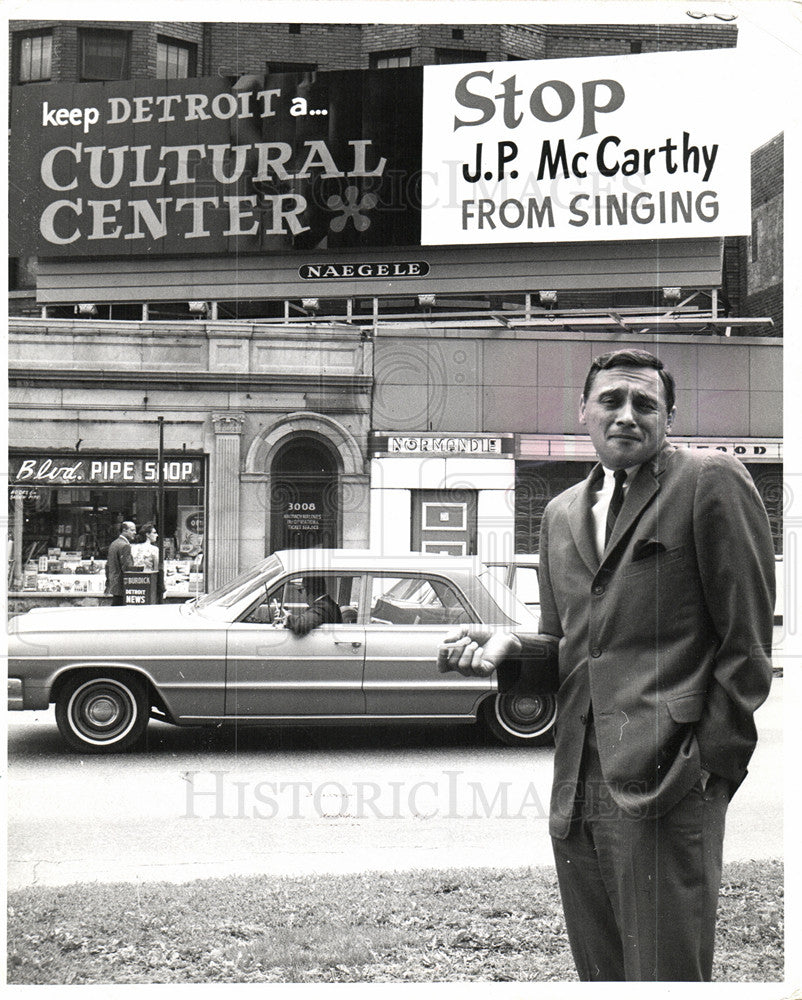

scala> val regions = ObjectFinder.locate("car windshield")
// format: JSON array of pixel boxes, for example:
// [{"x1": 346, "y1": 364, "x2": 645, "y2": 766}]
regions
[
  {"x1": 477, "y1": 568, "x2": 540, "y2": 629},
  {"x1": 194, "y1": 555, "x2": 283, "y2": 615}
]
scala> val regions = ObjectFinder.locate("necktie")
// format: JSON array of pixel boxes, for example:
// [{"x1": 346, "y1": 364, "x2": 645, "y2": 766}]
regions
[{"x1": 605, "y1": 469, "x2": 627, "y2": 546}]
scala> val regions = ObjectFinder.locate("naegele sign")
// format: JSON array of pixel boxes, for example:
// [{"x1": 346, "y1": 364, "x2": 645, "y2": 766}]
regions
[
  {"x1": 299, "y1": 261, "x2": 429, "y2": 279},
  {"x1": 421, "y1": 48, "x2": 749, "y2": 244},
  {"x1": 9, "y1": 50, "x2": 748, "y2": 257}
]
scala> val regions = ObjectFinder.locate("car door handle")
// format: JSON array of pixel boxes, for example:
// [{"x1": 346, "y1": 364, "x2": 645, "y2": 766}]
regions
[{"x1": 333, "y1": 639, "x2": 362, "y2": 648}]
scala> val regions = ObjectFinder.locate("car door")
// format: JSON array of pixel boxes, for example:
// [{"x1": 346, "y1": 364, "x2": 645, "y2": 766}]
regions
[
  {"x1": 225, "y1": 572, "x2": 366, "y2": 718},
  {"x1": 362, "y1": 572, "x2": 494, "y2": 719}
]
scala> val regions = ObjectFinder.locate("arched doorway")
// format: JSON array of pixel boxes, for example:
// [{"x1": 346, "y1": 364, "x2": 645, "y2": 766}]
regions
[{"x1": 270, "y1": 437, "x2": 339, "y2": 550}]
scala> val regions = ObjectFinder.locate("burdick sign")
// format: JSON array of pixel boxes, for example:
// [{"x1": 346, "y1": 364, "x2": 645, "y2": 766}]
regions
[{"x1": 9, "y1": 50, "x2": 748, "y2": 257}]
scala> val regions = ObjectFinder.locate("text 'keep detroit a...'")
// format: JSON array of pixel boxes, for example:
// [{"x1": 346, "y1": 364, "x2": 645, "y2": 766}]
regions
[{"x1": 461, "y1": 132, "x2": 721, "y2": 231}]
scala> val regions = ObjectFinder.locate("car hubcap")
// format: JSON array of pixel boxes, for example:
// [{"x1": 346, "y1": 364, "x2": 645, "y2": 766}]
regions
[
  {"x1": 496, "y1": 693, "x2": 555, "y2": 738},
  {"x1": 86, "y1": 696, "x2": 120, "y2": 727},
  {"x1": 68, "y1": 679, "x2": 138, "y2": 745}
]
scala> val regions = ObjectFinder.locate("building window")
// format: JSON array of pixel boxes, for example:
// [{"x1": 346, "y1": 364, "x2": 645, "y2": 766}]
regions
[
  {"x1": 266, "y1": 61, "x2": 317, "y2": 74},
  {"x1": 8, "y1": 454, "x2": 207, "y2": 598},
  {"x1": 156, "y1": 36, "x2": 196, "y2": 79},
  {"x1": 288, "y1": 24, "x2": 301, "y2": 34},
  {"x1": 434, "y1": 48, "x2": 486, "y2": 64},
  {"x1": 370, "y1": 49, "x2": 412, "y2": 69},
  {"x1": 16, "y1": 31, "x2": 53, "y2": 83},
  {"x1": 515, "y1": 461, "x2": 595, "y2": 552},
  {"x1": 452, "y1": 28, "x2": 464, "y2": 40},
  {"x1": 751, "y1": 218, "x2": 759, "y2": 262},
  {"x1": 630, "y1": 40, "x2": 643, "y2": 54},
  {"x1": 79, "y1": 28, "x2": 130, "y2": 81}
]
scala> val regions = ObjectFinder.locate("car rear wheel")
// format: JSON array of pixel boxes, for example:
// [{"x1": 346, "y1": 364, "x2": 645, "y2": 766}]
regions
[
  {"x1": 483, "y1": 691, "x2": 556, "y2": 746},
  {"x1": 56, "y1": 672, "x2": 149, "y2": 753}
]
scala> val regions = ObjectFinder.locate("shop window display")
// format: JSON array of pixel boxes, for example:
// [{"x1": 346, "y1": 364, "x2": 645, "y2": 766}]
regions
[{"x1": 8, "y1": 454, "x2": 206, "y2": 601}]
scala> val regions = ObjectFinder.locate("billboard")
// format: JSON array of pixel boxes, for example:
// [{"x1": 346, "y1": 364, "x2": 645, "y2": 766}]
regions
[
  {"x1": 9, "y1": 50, "x2": 748, "y2": 257},
  {"x1": 9, "y1": 68, "x2": 423, "y2": 257},
  {"x1": 421, "y1": 49, "x2": 750, "y2": 244}
]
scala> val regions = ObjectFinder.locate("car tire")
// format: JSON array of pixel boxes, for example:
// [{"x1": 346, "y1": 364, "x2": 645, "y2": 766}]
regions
[
  {"x1": 483, "y1": 690, "x2": 557, "y2": 747},
  {"x1": 55, "y1": 672, "x2": 149, "y2": 753}
]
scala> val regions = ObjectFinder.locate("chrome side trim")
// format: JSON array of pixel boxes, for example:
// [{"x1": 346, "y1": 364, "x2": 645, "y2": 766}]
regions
[
  {"x1": 178, "y1": 713, "x2": 477, "y2": 722},
  {"x1": 362, "y1": 680, "x2": 490, "y2": 689},
  {"x1": 11, "y1": 654, "x2": 228, "y2": 662},
  {"x1": 12, "y1": 654, "x2": 361, "y2": 663}
]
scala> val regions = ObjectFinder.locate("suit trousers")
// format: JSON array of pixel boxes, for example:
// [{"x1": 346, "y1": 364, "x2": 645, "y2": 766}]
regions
[{"x1": 551, "y1": 724, "x2": 729, "y2": 981}]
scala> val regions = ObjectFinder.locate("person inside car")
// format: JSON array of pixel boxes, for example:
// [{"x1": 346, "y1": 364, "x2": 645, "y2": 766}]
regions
[{"x1": 285, "y1": 575, "x2": 343, "y2": 636}]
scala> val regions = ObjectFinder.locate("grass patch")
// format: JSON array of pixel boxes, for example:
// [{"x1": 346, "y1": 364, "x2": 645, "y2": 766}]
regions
[{"x1": 8, "y1": 860, "x2": 782, "y2": 984}]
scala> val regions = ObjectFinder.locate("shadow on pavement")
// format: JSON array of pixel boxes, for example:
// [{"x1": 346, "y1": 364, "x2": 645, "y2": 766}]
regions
[{"x1": 9, "y1": 715, "x2": 528, "y2": 761}]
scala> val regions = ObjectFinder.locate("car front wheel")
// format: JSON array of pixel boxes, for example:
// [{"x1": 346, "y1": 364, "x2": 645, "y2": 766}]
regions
[
  {"x1": 56, "y1": 672, "x2": 149, "y2": 753},
  {"x1": 483, "y1": 690, "x2": 556, "y2": 746}
]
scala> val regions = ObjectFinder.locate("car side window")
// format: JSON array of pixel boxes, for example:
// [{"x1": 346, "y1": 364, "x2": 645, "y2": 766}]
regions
[
  {"x1": 241, "y1": 574, "x2": 363, "y2": 625},
  {"x1": 368, "y1": 575, "x2": 471, "y2": 626},
  {"x1": 334, "y1": 574, "x2": 362, "y2": 624},
  {"x1": 515, "y1": 566, "x2": 540, "y2": 607},
  {"x1": 483, "y1": 565, "x2": 508, "y2": 587}
]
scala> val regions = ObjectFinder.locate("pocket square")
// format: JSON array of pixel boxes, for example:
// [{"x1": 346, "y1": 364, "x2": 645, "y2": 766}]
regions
[{"x1": 632, "y1": 539, "x2": 666, "y2": 561}]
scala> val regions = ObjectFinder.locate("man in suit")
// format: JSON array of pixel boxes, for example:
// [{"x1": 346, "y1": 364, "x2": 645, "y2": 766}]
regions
[
  {"x1": 105, "y1": 520, "x2": 136, "y2": 606},
  {"x1": 438, "y1": 349, "x2": 775, "y2": 981},
  {"x1": 285, "y1": 575, "x2": 343, "y2": 636}
]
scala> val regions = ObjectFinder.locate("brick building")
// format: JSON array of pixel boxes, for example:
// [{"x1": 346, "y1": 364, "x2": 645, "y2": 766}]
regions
[
  {"x1": 9, "y1": 20, "x2": 736, "y2": 83},
  {"x1": 745, "y1": 134, "x2": 783, "y2": 337}
]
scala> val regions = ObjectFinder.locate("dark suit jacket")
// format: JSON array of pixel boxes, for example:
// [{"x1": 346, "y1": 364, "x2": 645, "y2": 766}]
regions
[
  {"x1": 105, "y1": 535, "x2": 133, "y2": 596},
  {"x1": 286, "y1": 594, "x2": 343, "y2": 636},
  {"x1": 538, "y1": 443, "x2": 775, "y2": 838}
]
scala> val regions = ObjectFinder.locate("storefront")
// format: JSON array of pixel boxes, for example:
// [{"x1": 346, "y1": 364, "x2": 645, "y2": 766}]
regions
[
  {"x1": 8, "y1": 451, "x2": 206, "y2": 608},
  {"x1": 369, "y1": 433, "x2": 516, "y2": 561},
  {"x1": 369, "y1": 428, "x2": 781, "y2": 563}
]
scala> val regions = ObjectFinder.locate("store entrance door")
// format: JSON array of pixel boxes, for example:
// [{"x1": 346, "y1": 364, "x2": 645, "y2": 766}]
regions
[
  {"x1": 411, "y1": 489, "x2": 477, "y2": 555},
  {"x1": 270, "y1": 438, "x2": 339, "y2": 551}
]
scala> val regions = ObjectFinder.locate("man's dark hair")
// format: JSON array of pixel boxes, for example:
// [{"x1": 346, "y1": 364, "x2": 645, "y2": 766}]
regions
[{"x1": 582, "y1": 349, "x2": 675, "y2": 413}]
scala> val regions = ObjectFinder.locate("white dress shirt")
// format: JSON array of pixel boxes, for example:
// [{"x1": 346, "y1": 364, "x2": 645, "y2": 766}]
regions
[{"x1": 590, "y1": 466, "x2": 637, "y2": 559}]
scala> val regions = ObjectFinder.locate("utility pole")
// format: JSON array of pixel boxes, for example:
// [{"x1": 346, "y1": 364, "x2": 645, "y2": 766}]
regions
[{"x1": 156, "y1": 416, "x2": 165, "y2": 603}]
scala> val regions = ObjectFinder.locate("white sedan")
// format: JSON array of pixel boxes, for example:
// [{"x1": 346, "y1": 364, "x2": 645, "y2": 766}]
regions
[{"x1": 8, "y1": 549, "x2": 558, "y2": 753}]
